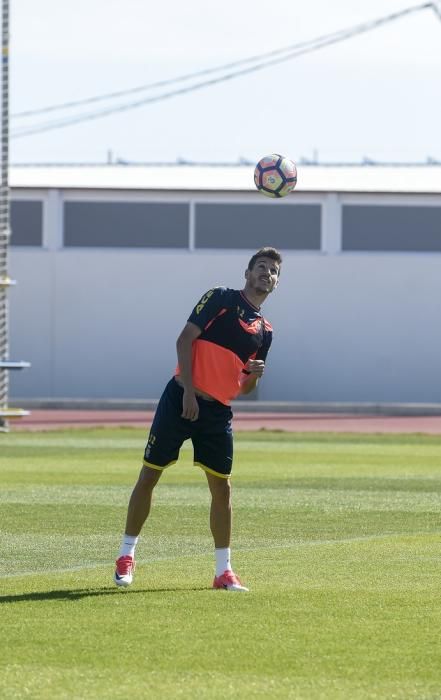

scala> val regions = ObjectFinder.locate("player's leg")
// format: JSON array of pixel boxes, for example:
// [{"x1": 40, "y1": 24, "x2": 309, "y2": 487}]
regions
[
  {"x1": 124, "y1": 465, "x2": 163, "y2": 537},
  {"x1": 205, "y1": 470, "x2": 231, "y2": 548},
  {"x1": 193, "y1": 400, "x2": 248, "y2": 591},
  {"x1": 114, "y1": 378, "x2": 190, "y2": 587},
  {"x1": 114, "y1": 466, "x2": 163, "y2": 588},
  {"x1": 205, "y1": 471, "x2": 248, "y2": 592}
]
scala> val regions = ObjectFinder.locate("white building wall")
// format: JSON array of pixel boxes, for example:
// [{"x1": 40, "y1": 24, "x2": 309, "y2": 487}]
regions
[
  {"x1": 265, "y1": 253, "x2": 441, "y2": 402},
  {"x1": 9, "y1": 247, "x2": 441, "y2": 404},
  {"x1": 7, "y1": 180, "x2": 441, "y2": 404}
]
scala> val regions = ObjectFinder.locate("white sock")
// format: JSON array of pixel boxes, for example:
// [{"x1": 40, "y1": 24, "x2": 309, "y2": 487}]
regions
[
  {"x1": 119, "y1": 534, "x2": 138, "y2": 558},
  {"x1": 215, "y1": 547, "x2": 232, "y2": 577}
]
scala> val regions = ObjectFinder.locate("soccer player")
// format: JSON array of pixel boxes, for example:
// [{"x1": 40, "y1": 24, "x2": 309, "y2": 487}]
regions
[{"x1": 114, "y1": 246, "x2": 281, "y2": 591}]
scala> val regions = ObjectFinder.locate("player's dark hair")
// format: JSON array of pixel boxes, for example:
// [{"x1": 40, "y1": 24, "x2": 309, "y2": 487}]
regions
[{"x1": 247, "y1": 247, "x2": 282, "y2": 276}]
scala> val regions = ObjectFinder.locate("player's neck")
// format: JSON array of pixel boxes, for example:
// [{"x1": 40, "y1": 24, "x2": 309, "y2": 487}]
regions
[{"x1": 241, "y1": 286, "x2": 268, "y2": 310}]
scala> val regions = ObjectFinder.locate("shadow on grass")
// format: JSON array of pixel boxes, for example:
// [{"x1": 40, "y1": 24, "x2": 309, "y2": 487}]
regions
[{"x1": 0, "y1": 586, "x2": 210, "y2": 604}]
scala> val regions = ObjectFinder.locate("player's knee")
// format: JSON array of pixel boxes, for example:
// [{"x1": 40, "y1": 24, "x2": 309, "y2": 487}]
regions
[
  {"x1": 137, "y1": 465, "x2": 163, "y2": 490},
  {"x1": 207, "y1": 474, "x2": 231, "y2": 504}
]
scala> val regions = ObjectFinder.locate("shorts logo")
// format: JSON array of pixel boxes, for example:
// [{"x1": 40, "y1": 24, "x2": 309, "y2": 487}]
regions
[{"x1": 145, "y1": 433, "x2": 156, "y2": 457}]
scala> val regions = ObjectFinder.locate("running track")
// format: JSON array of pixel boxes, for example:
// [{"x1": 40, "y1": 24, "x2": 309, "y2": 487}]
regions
[{"x1": 10, "y1": 409, "x2": 441, "y2": 434}]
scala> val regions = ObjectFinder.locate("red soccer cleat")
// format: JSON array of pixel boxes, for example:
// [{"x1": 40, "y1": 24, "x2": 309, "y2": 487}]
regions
[
  {"x1": 114, "y1": 555, "x2": 136, "y2": 587},
  {"x1": 212, "y1": 569, "x2": 249, "y2": 592}
]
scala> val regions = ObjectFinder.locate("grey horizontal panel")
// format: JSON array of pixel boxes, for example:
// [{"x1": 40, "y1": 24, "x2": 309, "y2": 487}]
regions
[
  {"x1": 10, "y1": 200, "x2": 43, "y2": 246},
  {"x1": 343, "y1": 205, "x2": 441, "y2": 252},
  {"x1": 64, "y1": 201, "x2": 189, "y2": 248},
  {"x1": 195, "y1": 203, "x2": 321, "y2": 250},
  {"x1": 0, "y1": 361, "x2": 31, "y2": 369}
]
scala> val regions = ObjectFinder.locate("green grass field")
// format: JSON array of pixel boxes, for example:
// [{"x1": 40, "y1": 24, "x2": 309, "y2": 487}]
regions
[{"x1": 1, "y1": 428, "x2": 441, "y2": 699}]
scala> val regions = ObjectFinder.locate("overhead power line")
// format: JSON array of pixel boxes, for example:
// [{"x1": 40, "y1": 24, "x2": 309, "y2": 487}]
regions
[
  {"x1": 10, "y1": 30, "x2": 373, "y2": 119},
  {"x1": 15, "y1": 1, "x2": 434, "y2": 121},
  {"x1": 12, "y1": 2, "x2": 439, "y2": 139},
  {"x1": 431, "y1": 0, "x2": 441, "y2": 18}
]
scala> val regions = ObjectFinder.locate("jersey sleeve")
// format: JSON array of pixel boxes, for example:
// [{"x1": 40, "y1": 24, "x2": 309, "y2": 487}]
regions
[
  {"x1": 187, "y1": 286, "x2": 230, "y2": 330},
  {"x1": 255, "y1": 325, "x2": 272, "y2": 363}
]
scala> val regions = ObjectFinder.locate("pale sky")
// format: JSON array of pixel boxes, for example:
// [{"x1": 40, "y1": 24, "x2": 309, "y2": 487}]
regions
[{"x1": 9, "y1": 0, "x2": 441, "y2": 165}]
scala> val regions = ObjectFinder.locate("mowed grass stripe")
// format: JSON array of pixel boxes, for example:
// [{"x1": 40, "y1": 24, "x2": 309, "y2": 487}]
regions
[
  {"x1": 2, "y1": 531, "x2": 441, "y2": 587},
  {"x1": 1, "y1": 429, "x2": 441, "y2": 699}
]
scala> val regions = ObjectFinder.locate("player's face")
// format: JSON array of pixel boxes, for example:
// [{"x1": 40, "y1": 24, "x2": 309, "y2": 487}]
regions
[{"x1": 246, "y1": 257, "x2": 280, "y2": 294}]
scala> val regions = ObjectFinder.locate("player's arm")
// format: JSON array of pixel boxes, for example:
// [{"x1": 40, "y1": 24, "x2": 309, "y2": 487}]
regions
[
  {"x1": 176, "y1": 321, "x2": 202, "y2": 421},
  {"x1": 240, "y1": 359, "x2": 265, "y2": 395},
  {"x1": 240, "y1": 324, "x2": 272, "y2": 395}
]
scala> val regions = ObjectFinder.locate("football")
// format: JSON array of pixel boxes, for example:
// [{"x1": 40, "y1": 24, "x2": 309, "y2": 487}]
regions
[{"x1": 254, "y1": 154, "x2": 297, "y2": 198}]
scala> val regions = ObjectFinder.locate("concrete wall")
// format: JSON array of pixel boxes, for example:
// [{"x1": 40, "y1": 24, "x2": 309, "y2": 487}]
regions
[{"x1": 7, "y1": 188, "x2": 441, "y2": 404}]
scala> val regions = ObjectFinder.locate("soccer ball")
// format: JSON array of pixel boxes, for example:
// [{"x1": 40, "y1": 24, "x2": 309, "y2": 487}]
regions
[{"x1": 254, "y1": 154, "x2": 297, "y2": 198}]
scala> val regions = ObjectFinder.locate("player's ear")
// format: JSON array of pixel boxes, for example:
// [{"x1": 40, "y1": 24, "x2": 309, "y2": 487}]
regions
[{"x1": 244, "y1": 268, "x2": 250, "y2": 281}]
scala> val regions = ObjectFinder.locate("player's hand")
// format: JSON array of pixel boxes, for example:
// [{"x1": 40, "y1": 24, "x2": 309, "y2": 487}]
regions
[
  {"x1": 245, "y1": 359, "x2": 265, "y2": 377},
  {"x1": 182, "y1": 390, "x2": 199, "y2": 421}
]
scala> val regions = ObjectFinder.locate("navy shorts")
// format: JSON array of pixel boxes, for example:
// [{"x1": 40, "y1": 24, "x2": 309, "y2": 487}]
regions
[{"x1": 143, "y1": 378, "x2": 233, "y2": 478}]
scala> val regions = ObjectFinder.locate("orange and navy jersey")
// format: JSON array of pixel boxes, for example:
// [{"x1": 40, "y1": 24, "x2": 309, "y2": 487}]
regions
[{"x1": 175, "y1": 286, "x2": 273, "y2": 405}]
